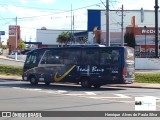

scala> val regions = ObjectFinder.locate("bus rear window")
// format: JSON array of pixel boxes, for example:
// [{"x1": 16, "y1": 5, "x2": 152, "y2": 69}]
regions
[{"x1": 126, "y1": 48, "x2": 134, "y2": 61}]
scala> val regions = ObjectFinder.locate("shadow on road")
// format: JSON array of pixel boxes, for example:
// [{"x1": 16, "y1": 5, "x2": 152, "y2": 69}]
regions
[{"x1": 0, "y1": 80, "x2": 126, "y2": 91}]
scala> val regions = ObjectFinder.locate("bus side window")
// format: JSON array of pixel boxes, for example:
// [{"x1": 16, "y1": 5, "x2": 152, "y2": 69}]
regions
[
  {"x1": 82, "y1": 49, "x2": 99, "y2": 65},
  {"x1": 40, "y1": 50, "x2": 63, "y2": 64},
  {"x1": 111, "y1": 50, "x2": 119, "y2": 63},
  {"x1": 100, "y1": 50, "x2": 112, "y2": 65},
  {"x1": 64, "y1": 49, "x2": 80, "y2": 65}
]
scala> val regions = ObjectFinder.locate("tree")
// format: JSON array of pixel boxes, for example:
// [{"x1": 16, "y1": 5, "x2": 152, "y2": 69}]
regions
[
  {"x1": 57, "y1": 31, "x2": 72, "y2": 46},
  {"x1": 19, "y1": 39, "x2": 26, "y2": 49},
  {"x1": 124, "y1": 32, "x2": 136, "y2": 48},
  {"x1": 76, "y1": 36, "x2": 88, "y2": 44}
]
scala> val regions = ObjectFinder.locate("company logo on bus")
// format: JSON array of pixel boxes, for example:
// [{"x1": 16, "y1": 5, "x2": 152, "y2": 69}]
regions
[{"x1": 77, "y1": 66, "x2": 104, "y2": 73}]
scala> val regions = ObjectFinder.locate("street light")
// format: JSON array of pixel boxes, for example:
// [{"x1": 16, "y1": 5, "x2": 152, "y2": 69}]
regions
[{"x1": 144, "y1": 26, "x2": 147, "y2": 57}]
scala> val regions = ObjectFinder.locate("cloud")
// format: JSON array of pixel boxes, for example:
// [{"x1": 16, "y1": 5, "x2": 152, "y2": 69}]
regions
[
  {"x1": 19, "y1": 0, "x2": 56, "y2": 4},
  {"x1": 40, "y1": 0, "x2": 56, "y2": 4},
  {"x1": 1, "y1": 4, "x2": 87, "y2": 41},
  {"x1": 0, "y1": 0, "x2": 92, "y2": 42},
  {"x1": 115, "y1": 0, "x2": 155, "y2": 10}
]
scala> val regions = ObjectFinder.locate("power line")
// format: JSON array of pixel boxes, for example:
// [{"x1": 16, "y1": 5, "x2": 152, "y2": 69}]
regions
[
  {"x1": 99, "y1": 0, "x2": 106, "y2": 7},
  {"x1": 0, "y1": 3, "x2": 68, "y2": 12},
  {"x1": 0, "y1": 2, "x2": 105, "y2": 20}
]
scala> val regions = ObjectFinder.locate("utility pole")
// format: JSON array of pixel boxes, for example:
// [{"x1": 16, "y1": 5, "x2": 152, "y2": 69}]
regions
[
  {"x1": 121, "y1": 4, "x2": 124, "y2": 46},
  {"x1": 106, "y1": 0, "x2": 110, "y2": 46},
  {"x1": 73, "y1": 13, "x2": 75, "y2": 43},
  {"x1": 15, "y1": 17, "x2": 17, "y2": 49},
  {"x1": 15, "y1": 16, "x2": 18, "y2": 60},
  {"x1": 155, "y1": 0, "x2": 159, "y2": 58},
  {"x1": 71, "y1": 4, "x2": 73, "y2": 44}
]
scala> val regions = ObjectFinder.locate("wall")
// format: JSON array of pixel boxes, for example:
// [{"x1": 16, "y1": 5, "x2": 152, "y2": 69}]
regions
[
  {"x1": 36, "y1": 29, "x2": 84, "y2": 45},
  {"x1": 135, "y1": 58, "x2": 160, "y2": 69}
]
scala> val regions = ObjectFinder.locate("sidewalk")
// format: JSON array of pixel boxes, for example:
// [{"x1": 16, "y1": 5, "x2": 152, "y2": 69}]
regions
[
  {"x1": 0, "y1": 74, "x2": 160, "y2": 89},
  {"x1": 0, "y1": 55, "x2": 25, "y2": 62}
]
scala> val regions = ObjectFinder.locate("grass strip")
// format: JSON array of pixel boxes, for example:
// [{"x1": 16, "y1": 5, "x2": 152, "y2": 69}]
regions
[
  {"x1": 135, "y1": 73, "x2": 160, "y2": 83},
  {"x1": 0, "y1": 64, "x2": 23, "y2": 76}
]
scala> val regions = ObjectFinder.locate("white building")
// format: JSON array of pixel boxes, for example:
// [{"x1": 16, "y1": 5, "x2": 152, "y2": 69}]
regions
[{"x1": 36, "y1": 28, "x2": 86, "y2": 47}]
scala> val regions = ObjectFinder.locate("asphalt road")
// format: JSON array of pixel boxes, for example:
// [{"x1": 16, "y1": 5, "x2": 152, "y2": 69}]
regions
[{"x1": 0, "y1": 79, "x2": 160, "y2": 120}]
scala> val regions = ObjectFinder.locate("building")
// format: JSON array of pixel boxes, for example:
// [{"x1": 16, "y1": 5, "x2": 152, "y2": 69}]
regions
[
  {"x1": 8, "y1": 25, "x2": 21, "y2": 51},
  {"x1": 36, "y1": 27, "x2": 86, "y2": 47}
]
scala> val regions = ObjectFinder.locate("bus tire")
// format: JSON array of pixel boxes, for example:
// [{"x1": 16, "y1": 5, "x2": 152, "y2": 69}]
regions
[
  {"x1": 29, "y1": 76, "x2": 38, "y2": 85},
  {"x1": 93, "y1": 84, "x2": 101, "y2": 88},
  {"x1": 81, "y1": 77, "x2": 91, "y2": 88},
  {"x1": 45, "y1": 82, "x2": 50, "y2": 85}
]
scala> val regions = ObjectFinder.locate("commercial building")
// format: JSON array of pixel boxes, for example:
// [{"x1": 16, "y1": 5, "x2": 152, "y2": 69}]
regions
[
  {"x1": 8, "y1": 25, "x2": 21, "y2": 51},
  {"x1": 36, "y1": 8, "x2": 160, "y2": 56}
]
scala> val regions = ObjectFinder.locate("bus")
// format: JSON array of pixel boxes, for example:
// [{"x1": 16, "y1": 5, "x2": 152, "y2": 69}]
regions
[{"x1": 22, "y1": 46, "x2": 135, "y2": 88}]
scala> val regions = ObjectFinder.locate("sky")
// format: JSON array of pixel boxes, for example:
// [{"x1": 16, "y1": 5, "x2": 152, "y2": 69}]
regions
[{"x1": 0, "y1": 0, "x2": 156, "y2": 42}]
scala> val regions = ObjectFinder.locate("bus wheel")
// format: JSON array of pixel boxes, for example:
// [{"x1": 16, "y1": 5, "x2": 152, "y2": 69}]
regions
[
  {"x1": 30, "y1": 76, "x2": 38, "y2": 85},
  {"x1": 81, "y1": 77, "x2": 91, "y2": 88},
  {"x1": 45, "y1": 82, "x2": 50, "y2": 85},
  {"x1": 93, "y1": 85, "x2": 101, "y2": 88}
]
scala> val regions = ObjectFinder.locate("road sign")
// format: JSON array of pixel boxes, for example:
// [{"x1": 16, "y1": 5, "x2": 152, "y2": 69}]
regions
[{"x1": 0, "y1": 31, "x2": 5, "y2": 35}]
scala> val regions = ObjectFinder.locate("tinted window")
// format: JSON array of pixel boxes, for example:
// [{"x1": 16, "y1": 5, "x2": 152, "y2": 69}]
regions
[
  {"x1": 126, "y1": 47, "x2": 134, "y2": 61},
  {"x1": 100, "y1": 49, "x2": 120, "y2": 65},
  {"x1": 63, "y1": 49, "x2": 81, "y2": 64},
  {"x1": 40, "y1": 50, "x2": 63, "y2": 64},
  {"x1": 81, "y1": 49, "x2": 99, "y2": 65}
]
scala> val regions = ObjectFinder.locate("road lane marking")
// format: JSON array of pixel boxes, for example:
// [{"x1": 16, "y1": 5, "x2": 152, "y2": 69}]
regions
[
  {"x1": 12, "y1": 87, "x2": 22, "y2": 89},
  {"x1": 115, "y1": 94, "x2": 131, "y2": 98},
  {"x1": 57, "y1": 90, "x2": 68, "y2": 93},
  {"x1": 25, "y1": 88, "x2": 42, "y2": 91},
  {"x1": 85, "y1": 92, "x2": 96, "y2": 95},
  {"x1": 88, "y1": 94, "x2": 131, "y2": 99}
]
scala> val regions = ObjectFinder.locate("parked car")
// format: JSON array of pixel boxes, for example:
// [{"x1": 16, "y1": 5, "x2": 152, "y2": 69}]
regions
[
  {"x1": 0, "y1": 48, "x2": 2, "y2": 55},
  {"x1": 9, "y1": 50, "x2": 21, "y2": 55}
]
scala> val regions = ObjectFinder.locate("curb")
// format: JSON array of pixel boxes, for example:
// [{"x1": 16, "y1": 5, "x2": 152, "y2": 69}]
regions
[
  {"x1": 0, "y1": 75, "x2": 21, "y2": 81},
  {"x1": 0, "y1": 75, "x2": 159, "y2": 89},
  {"x1": 0, "y1": 56, "x2": 25, "y2": 62},
  {"x1": 0, "y1": 58, "x2": 24, "y2": 62},
  {"x1": 107, "y1": 84, "x2": 160, "y2": 89}
]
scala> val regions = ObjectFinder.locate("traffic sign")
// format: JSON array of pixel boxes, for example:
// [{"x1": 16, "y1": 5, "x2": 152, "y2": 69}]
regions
[{"x1": 0, "y1": 31, "x2": 5, "y2": 35}]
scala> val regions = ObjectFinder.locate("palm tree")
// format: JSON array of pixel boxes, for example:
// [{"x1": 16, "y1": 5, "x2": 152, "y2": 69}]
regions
[{"x1": 57, "y1": 31, "x2": 71, "y2": 46}]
